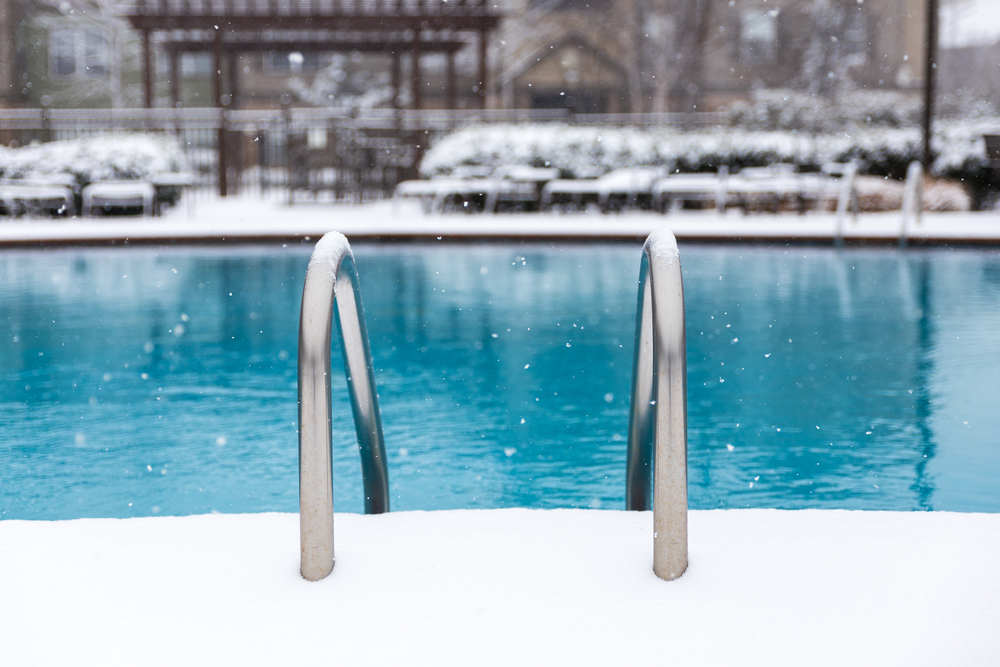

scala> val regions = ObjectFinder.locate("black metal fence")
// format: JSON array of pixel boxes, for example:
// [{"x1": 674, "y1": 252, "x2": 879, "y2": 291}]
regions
[{"x1": 0, "y1": 107, "x2": 725, "y2": 201}]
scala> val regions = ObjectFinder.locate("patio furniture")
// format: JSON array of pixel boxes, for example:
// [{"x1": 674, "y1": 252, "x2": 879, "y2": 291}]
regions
[
  {"x1": 653, "y1": 168, "x2": 730, "y2": 213},
  {"x1": 394, "y1": 178, "x2": 475, "y2": 213},
  {"x1": 540, "y1": 178, "x2": 601, "y2": 212},
  {"x1": 0, "y1": 179, "x2": 75, "y2": 217},
  {"x1": 395, "y1": 176, "x2": 540, "y2": 213},
  {"x1": 542, "y1": 169, "x2": 663, "y2": 212},
  {"x1": 150, "y1": 172, "x2": 195, "y2": 216},
  {"x1": 984, "y1": 135, "x2": 1000, "y2": 169},
  {"x1": 81, "y1": 181, "x2": 156, "y2": 217},
  {"x1": 596, "y1": 168, "x2": 663, "y2": 211}
]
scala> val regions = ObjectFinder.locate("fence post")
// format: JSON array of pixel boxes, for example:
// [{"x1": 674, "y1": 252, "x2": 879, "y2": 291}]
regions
[{"x1": 40, "y1": 98, "x2": 52, "y2": 143}]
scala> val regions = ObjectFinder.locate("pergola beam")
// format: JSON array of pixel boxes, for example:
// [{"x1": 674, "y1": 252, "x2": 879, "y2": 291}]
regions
[
  {"x1": 161, "y1": 40, "x2": 467, "y2": 54},
  {"x1": 126, "y1": 15, "x2": 495, "y2": 31}
]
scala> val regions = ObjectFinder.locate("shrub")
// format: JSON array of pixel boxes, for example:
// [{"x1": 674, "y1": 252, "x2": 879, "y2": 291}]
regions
[
  {"x1": 0, "y1": 134, "x2": 186, "y2": 191},
  {"x1": 422, "y1": 118, "x2": 1000, "y2": 209}
]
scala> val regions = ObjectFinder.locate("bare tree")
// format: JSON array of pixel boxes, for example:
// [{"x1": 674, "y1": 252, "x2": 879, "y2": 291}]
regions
[
  {"x1": 798, "y1": 0, "x2": 866, "y2": 97},
  {"x1": 287, "y1": 54, "x2": 395, "y2": 109},
  {"x1": 492, "y1": 0, "x2": 715, "y2": 113}
]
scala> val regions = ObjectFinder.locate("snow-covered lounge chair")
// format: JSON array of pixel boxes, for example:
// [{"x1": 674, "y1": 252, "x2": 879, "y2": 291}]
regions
[
  {"x1": 542, "y1": 169, "x2": 663, "y2": 213},
  {"x1": 395, "y1": 176, "x2": 539, "y2": 213},
  {"x1": 595, "y1": 168, "x2": 663, "y2": 211},
  {"x1": 0, "y1": 179, "x2": 76, "y2": 217},
  {"x1": 727, "y1": 164, "x2": 841, "y2": 214},
  {"x1": 393, "y1": 178, "x2": 471, "y2": 213},
  {"x1": 81, "y1": 181, "x2": 156, "y2": 217},
  {"x1": 540, "y1": 179, "x2": 602, "y2": 212},
  {"x1": 149, "y1": 172, "x2": 195, "y2": 216},
  {"x1": 653, "y1": 169, "x2": 730, "y2": 213}
]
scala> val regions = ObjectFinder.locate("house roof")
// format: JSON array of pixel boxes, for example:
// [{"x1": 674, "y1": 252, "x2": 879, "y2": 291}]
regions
[{"x1": 508, "y1": 34, "x2": 627, "y2": 85}]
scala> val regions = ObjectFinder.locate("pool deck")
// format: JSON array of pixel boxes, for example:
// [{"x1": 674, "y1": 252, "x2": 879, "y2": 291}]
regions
[
  {"x1": 1, "y1": 198, "x2": 1000, "y2": 246},
  {"x1": 1, "y1": 509, "x2": 997, "y2": 665}
]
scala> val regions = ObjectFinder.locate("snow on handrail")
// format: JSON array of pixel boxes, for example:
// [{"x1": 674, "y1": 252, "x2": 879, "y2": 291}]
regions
[
  {"x1": 626, "y1": 228, "x2": 688, "y2": 581},
  {"x1": 299, "y1": 232, "x2": 390, "y2": 581}
]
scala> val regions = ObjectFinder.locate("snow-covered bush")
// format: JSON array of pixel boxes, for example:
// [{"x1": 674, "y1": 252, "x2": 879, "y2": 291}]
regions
[
  {"x1": 420, "y1": 124, "x2": 658, "y2": 179},
  {"x1": 0, "y1": 134, "x2": 186, "y2": 189},
  {"x1": 421, "y1": 119, "x2": 1000, "y2": 208},
  {"x1": 723, "y1": 89, "x2": 923, "y2": 133}
]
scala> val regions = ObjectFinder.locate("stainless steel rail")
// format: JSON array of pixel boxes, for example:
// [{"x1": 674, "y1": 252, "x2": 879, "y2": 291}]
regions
[
  {"x1": 900, "y1": 161, "x2": 924, "y2": 248},
  {"x1": 299, "y1": 232, "x2": 390, "y2": 582},
  {"x1": 625, "y1": 228, "x2": 689, "y2": 581},
  {"x1": 834, "y1": 162, "x2": 859, "y2": 246}
]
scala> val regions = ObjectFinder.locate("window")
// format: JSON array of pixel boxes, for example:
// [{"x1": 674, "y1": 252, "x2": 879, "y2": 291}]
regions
[
  {"x1": 264, "y1": 51, "x2": 321, "y2": 75},
  {"x1": 740, "y1": 9, "x2": 778, "y2": 65},
  {"x1": 181, "y1": 53, "x2": 213, "y2": 78},
  {"x1": 48, "y1": 29, "x2": 109, "y2": 78},
  {"x1": 843, "y1": 8, "x2": 868, "y2": 59}
]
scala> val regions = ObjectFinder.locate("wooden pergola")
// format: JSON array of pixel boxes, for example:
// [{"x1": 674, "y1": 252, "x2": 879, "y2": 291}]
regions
[
  {"x1": 125, "y1": 0, "x2": 501, "y2": 111},
  {"x1": 123, "y1": 0, "x2": 501, "y2": 194}
]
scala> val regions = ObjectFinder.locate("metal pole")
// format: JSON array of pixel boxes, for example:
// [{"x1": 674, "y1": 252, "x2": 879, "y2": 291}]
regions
[
  {"x1": 142, "y1": 29, "x2": 152, "y2": 109},
  {"x1": 213, "y1": 33, "x2": 228, "y2": 197},
  {"x1": 228, "y1": 51, "x2": 240, "y2": 109},
  {"x1": 626, "y1": 253, "x2": 654, "y2": 511},
  {"x1": 922, "y1": 0, "x2": 938, "y2": 169},
  {"x1": 900, "y1": 161, "x2": 924, "y2": 248},
  {"x1": 391, "y1": 51, "x2": 401, "y2": 129},
  {"x1": 411, "y1": 29, "x2": 422, "y2": 111},
  {"x1": 834, "y1": 162, "x2": 858, "y2": 247},
  {"x1": 169, "y1": 49, "x2": 180, "y2": 108},
  {"x1": 479, "y1": 27, "x2": 489, "y2": 110},
  {"x1": 625, "y1": 228, "x2": 688, "y2": 581},
  {"x1": 446, "y1": 50, "x2": 456, "y2": 116},
  {"x1": 299, "y1": 232, "x2": 391, "y2": 582}
]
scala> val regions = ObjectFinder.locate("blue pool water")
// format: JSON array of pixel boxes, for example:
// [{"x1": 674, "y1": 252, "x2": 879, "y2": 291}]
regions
[{"x1": 1, "y1": 243, "x2": 998, "y2": 519}]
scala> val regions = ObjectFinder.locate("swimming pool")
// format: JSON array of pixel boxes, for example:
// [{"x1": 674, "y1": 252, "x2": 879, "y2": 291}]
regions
[{"x1": 2, "y1": 242, "x2": 998, "y2": 519}]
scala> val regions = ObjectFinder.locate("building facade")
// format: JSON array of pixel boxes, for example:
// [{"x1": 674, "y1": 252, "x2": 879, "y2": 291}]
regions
[
  {"x1": 495, "y1": 0, "x2": 928, "y2": 113},
  {"x1": 2, "y1": 0, "x2": 930, "y2": 112}
]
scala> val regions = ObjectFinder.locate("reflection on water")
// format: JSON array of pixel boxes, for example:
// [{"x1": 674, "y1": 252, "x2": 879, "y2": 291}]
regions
[{"x1": 1, "y1": 243, "x2": 998, "y2": 519}]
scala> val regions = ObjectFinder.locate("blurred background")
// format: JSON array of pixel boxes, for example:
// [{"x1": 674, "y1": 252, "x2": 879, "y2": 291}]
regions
[{"x1": 0, "y1": 0, "x2": 998, "y2": 208}]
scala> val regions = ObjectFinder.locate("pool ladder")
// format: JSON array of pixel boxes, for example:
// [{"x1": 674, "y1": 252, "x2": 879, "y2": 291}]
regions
[
  {"x1": 298, "y1": 229, "x2": 688, "y2": 582},
  {"x1": 625, "y1": 228, "x2": 689, "y2": 581},
  {"x1": 298, "y1": 232, "x2": 390, "y2": 581}
]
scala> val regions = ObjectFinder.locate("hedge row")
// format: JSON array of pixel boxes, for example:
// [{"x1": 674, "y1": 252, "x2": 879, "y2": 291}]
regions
[{"x1": 421, "y1": 120, "x2": 1000, "y2": 209}]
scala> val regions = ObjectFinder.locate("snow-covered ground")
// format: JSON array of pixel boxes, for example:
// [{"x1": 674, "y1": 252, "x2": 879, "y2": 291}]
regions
[
  {"x1": 1, "y1": 198, "x2": 1000, "y2": 245},
  {"x1": 1, "y1": 509, "x2": 997, "y2": 665}
]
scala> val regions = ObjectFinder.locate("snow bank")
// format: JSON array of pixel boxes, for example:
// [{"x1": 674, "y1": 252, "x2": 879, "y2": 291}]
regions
[{"x1": 1, "y1": 509, "x2": 997, "y2": 666}]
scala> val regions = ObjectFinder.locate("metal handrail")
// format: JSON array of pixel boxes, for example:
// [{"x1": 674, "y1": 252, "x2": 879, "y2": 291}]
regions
[
  {"x1": 900, "y1": 161, "x2": 923, "y2": 248},
  {"x1": 625, "y1": 228, "x2": 689, "y2": 581},
  {"x1": 299, "y1": 232, "x2": 390, "y2": 582},
  {"x1": 833, "y1": 162, "x2": 858, "y2": 246}
]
